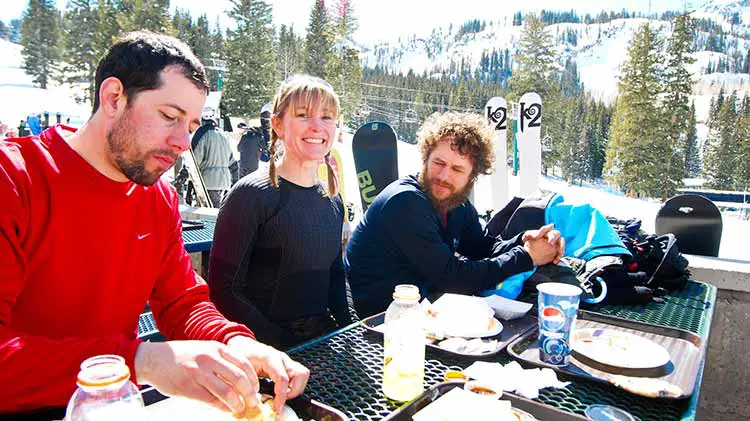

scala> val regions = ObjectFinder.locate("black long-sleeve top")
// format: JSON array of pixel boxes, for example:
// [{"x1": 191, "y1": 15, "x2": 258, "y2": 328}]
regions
[
  {"x1": 208, "y1": 171, "x2": 352, "y2": 349},
  {"x1": 344, "y1": 174, "x2": 534, "y2": 317}
]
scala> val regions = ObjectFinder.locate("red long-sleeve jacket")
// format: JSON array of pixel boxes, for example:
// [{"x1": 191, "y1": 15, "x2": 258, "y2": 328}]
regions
[{"x1": 0, "y1": 125, "x2": 255, "y2": 412}]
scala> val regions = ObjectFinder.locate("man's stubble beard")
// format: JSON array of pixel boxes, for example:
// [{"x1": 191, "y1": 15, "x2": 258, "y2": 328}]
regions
[
  {"x1": 418, "y1": 163, "x2": 475, "y2": 213},
  {"x1": 107, "y1": 110, "x2": 174, "y2": 186}
]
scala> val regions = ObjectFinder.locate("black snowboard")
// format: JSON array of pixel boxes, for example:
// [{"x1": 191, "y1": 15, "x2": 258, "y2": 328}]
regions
[
  {"x1": 352, "y1": 121, "x2": 398, "y2": 211},
  {"x1": 655, "y1": 194, "x2": 723, "y2": 257}
]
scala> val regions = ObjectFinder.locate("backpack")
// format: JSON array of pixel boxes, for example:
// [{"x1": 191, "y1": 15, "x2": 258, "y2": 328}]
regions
[
  {"x1": 621, "y1": 233, "x2": 691, "y2": 292},
  {"x1": 238, "y1": 127, "x2": 264, "y2": 177}
]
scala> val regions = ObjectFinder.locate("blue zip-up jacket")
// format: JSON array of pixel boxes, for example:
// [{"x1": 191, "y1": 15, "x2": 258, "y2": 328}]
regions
[{"x1": 344, "y1": 175, "x2": 534, "y2": 317}]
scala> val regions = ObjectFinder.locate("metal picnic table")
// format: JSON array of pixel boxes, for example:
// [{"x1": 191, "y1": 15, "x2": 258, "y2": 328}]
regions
[
  {"x1": 182, "y1": 218, "x2": 215, "y2": 278},
  {"x1": 283, "y1": 280, "x2": 716, "y2": 421},
  {"x1": 137, "y1": 222, "x2": 717, "y2": 420}
]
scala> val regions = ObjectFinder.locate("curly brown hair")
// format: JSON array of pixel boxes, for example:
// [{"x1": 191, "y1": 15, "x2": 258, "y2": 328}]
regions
[{"x1": 417, "y1": 112, "x2": 495, "y2": 179}]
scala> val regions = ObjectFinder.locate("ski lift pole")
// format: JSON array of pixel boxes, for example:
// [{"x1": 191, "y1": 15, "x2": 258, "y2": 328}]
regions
[{"x1": 510, "y1": 101, "x2": 520, "y2": 176}]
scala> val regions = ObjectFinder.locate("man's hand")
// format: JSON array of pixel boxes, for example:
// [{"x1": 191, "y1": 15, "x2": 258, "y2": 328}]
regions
[
  {"x1": 523, "y1": 224, "x2": 565, "y2": 264},
  {"x1": 134, "y1": 341, "x2": 260, "y2": 415},
  {"x1": 227, "y1": 336, "x2": 310, "y2": 413}
]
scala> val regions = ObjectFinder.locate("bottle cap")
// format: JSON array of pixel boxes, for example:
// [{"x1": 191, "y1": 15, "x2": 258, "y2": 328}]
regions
[
  {"x1": 393, "y1": 284, "x2": 420, "y2": 301},
  {"x1": 77, "y1": 355, "x2": 130, "y2": 388},
  {"x1": 584, "y1": 404, "x2": 636, "y2": 421}
]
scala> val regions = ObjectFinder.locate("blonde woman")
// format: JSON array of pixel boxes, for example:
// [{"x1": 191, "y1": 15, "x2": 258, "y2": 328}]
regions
[{"x1": 208, "y1": 75, "x2": 353, "y2": 349}]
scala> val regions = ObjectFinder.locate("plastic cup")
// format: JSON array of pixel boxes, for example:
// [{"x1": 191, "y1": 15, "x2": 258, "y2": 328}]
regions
[{"x1": 536, "y1": 282, "x2": 582, "y2": 366}]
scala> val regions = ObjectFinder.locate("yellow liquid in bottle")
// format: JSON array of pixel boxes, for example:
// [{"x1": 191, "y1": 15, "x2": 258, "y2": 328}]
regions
[{"x1": 382, "y1": 336, "x2": 425, "y2": 401}]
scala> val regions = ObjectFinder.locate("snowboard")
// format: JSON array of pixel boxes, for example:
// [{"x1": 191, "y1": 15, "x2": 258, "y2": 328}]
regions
[
  {"x1": 352, "y1": 121, "x2": 398, "y2": 211},
  {"x1": 655, "y1": 194, "x2": 723, "y2": 257}
]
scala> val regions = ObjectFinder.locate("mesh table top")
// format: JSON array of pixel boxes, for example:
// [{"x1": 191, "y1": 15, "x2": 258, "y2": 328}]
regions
[
  {"x1": 182, "y1": 219, "x2": 215, "y2": 253},
  {"x1": 288, "y1": 280, "x2": 716, "y2": 421}
]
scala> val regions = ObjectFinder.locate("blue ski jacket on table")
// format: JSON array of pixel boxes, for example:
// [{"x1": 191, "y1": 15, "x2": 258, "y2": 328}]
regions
[
  {"x1": 344, "y1": 174, "x2": 534, "y2": 317},
  {"x1": 486, "y1": 193, "x2": 631, "y2": 299}
]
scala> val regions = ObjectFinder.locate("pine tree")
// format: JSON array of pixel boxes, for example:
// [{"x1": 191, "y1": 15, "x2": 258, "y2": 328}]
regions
[
  {"x1": 224, "y1": 0, "x2": 276, "y2": 117},
  {"x1": 589, "y1": 100, "x2": 610, "y2": 179},
  {"x1": 661, "y1": 14, "x2": 695, "y2": 200},
  {"x1": 176, "y1": 13, "x2": 221, "y2": 90},
  {"x1": 171, "y1": 9, "x2": 193, "y2": 44},
  {"x1": 20, "y1": 0, "x2": 61, "y2": 89},
  {"x1": 9, "y1": 19, "x2": 22, "y2": 43},
  {"x1": 0, "y1": 20, "x2": 9, "y2": 40},
  {"x1": 704, "y1": 92, "x2": 739, "y2": 189},
  {"x1": 304, "y1": 0, "x2": 332, "y2": 78},
  {"x1": 508, "y1": 13, "x2": 556, "y2": 98},
  {"x1": 684, "y1": 102, "x2": 700, "y2": 177},
  {"x1": 115, "y1": 0, "x2": 171, "y2": 34},
  {"x1": 734, "y1": 114, "x2": 750, "y2": 190},
  {"x1": 327, "y1": 0, "x2": 362, "y2": 122},
  {"x1": 276, "y1": 24, "x2": 303, "y2": 80},
  {"x1": 605, "y1": 23, "x2": 664, "y2": 197},
  {"x1": 192, "y1": 15, "x2": 214, "y2": 63},
  {"x1": 92, "y1": 0, "x2": 120, "y2": 72},
  {"x1": 60, "y1": 0, "x2": 98, "y2": 104}
]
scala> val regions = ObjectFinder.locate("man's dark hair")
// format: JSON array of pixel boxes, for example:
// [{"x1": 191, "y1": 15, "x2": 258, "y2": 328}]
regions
[{"x1": 92, "y1": 31, "x2": 210, "y2": 114}]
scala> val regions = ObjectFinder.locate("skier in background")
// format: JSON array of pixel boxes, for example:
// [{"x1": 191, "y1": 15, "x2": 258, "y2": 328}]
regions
[{"x1": 192, "y1": 110, "x2": 237, "y2": 207}]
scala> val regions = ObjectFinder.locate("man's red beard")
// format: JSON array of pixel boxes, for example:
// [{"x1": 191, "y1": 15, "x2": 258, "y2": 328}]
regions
[{"x1": 418, "y1": 164, "x2": 475, "y2": 213}]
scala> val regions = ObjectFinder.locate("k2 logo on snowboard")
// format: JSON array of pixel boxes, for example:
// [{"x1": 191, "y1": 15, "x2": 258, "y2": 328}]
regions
[
  {"x1": 520, "y1": 102, "x2": 542, "y2": 132},
  {"x1": 486, "y1": 106, "x2": 507, "y2": 130}
]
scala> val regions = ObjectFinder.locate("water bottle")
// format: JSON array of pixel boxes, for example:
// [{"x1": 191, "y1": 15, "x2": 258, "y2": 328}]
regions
[
  {"x1": 382, "y1": 284, "x2": 425, "y2": 402},
  {"x1": 65, "y1": 355, "x2": 145, "y2": 420}
]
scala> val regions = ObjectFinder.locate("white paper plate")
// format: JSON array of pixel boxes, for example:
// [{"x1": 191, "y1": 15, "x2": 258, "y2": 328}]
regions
[
  {"x1": 571, "y1": 328, "x2": 671, "y2": 370},
  {"x1": 441, "y1": 317, "x2": 504, "y2": 338}
]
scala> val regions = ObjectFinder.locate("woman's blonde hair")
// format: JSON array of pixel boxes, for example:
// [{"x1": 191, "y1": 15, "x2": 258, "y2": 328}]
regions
[{"x1": 269, "y1": 74, "x2": 341, "y2": 197}]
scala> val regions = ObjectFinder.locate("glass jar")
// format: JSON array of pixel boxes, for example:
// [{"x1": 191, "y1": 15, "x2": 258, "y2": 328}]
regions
[
  {"x1": 382, "y1": 284, "x2": 426, "y2": 401},
  {"x1": 65, "y1": 355, "x2": 145, "y2": 421}
]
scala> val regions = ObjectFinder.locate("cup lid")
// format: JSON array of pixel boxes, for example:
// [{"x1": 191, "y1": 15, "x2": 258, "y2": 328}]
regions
[
  {"x1": 584, "y1": 404, "x2": 636, "y2": 421},
  {"x1": 536, "y1": 282, "x2": 582, "y2": 296}
]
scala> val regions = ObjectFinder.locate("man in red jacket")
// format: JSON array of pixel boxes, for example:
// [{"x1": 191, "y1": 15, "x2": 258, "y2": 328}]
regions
[{"x1": 0, "y1": 31, "x2": 308, "y2": 417}]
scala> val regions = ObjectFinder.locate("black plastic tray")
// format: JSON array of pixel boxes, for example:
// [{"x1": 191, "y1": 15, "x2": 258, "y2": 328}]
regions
[
  {"x1": 181, "y1": 219, "x2": 205, "y2": 231},
  {"x1": 142, "y1": 384, "x2": 348, "y2": 420},
  {"x1": 361, "y1": 311, "x2": 537, "y2": 358},
  {"x1": 381, "y1": 381, "x2": 588, "y2": 421},
  {"x1": 507, "y1": 310, "x2": 705, "y2": 399}
]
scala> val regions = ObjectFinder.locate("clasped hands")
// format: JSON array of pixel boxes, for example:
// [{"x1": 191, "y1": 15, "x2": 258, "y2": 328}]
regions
[{"x1": 522, "y1": 223, "x2": 565, "y2": 266}]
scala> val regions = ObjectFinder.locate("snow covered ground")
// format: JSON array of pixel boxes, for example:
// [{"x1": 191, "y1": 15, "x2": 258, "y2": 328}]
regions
[{"x1": 0, "y1": 39, "x2": 90, "y2": 128}]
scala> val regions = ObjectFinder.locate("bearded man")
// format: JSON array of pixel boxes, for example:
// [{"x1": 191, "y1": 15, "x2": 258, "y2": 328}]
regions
[{"x1": 344, "y1": 112, "x2": 564, "y2": 317}]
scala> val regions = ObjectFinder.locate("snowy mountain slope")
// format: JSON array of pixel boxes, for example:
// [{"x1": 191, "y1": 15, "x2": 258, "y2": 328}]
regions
[{"x1": 361, "y1": 1, "x2": 750, "y2": 122}]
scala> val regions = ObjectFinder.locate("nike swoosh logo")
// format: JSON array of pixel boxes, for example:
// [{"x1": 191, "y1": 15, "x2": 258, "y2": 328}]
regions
[{"x1": 137, "y1": 233, "x2": 152, "y2": 240}]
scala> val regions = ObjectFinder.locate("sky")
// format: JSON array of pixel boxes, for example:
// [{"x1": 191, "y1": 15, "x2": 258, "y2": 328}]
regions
[{"x1": 2, "y1": 0, "x2": 693, "y2": 43}]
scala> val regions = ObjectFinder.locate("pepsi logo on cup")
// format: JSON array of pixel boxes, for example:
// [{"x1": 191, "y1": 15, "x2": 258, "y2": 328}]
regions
[{"x1": 540, "y1": 306, "x2": 566, "y2": 332}]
